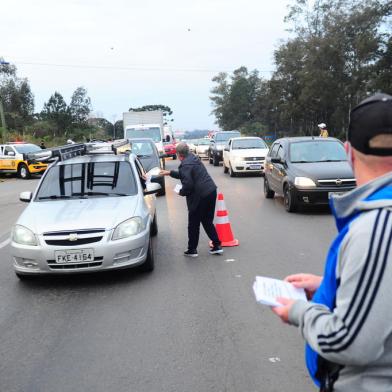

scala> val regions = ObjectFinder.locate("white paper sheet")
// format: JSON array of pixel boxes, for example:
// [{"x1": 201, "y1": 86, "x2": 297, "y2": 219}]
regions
[
  {"x1": 253, "y1": 276, "x2": 307, "y2": 307},
  {"x1": 174, "y1": 184, "x2": 182, "y2": 194}
]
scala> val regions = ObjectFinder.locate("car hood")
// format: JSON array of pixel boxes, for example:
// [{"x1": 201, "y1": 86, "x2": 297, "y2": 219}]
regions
[
  {"x1": 231, "y1": 148, "x2": 269, "y2": 157},
  {"x1": 290, "y1": 161, "x2": 354, "y2": 180},
  {"x1": 17, "y1": 196, "x2": 139, "y2": 234}
]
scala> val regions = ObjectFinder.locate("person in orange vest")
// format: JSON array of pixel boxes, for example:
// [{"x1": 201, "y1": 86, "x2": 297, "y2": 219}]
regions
[{"x1": 318, "y1": 123, "x2": 329, "y2": 137}]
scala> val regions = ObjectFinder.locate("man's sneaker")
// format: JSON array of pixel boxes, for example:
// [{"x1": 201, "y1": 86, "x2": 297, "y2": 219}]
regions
[
  {"x1": 209, "y1": 245, "x2": 223, "y2": 255},
  {"x1": 184, "y1": 249, "x2": 198, "y2": 257}
]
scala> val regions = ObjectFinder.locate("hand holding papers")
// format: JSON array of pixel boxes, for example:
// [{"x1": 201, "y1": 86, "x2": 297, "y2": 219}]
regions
[
  {"x1": 174, "y1": 184, "x2": 182, "y2": 194},
  {"x1": 253, "y1": 276, "x2": 307, "y2": 307}
]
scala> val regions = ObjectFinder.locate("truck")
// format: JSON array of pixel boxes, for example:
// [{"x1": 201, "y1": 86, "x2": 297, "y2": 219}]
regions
[{"x1": 123, "y1": 110, "x2": 166, "y2": 158}]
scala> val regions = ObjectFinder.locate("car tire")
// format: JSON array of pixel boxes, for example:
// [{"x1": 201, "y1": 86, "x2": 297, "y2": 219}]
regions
[
  {"x1": 229, "y1": 163, "x2": 236, "y2": 177},
  {"x1": 284, "y1": 184, "x2": 297, "y2": 213},
  {"x1": 18, "y1": 163, "x2": 30, "y2": 179},
  {"x1": 157, "y1": 177, "x2": 166, "y2": 196},
  {"x1": 264, "y1": 178, "x2": 275, "y2": 199},
  {"x1": 213, "y1": 154, "x2": 219, "y2": 166},
  {"x1": 223, "y1": 163, "x2": 228, "y2": 174},
  {"x1": 209, "y1": 153, "x2": 213, "y2": 164},
  {"x1": 151, "y1": 214, "x2": 158, "y2": 237},
  {"x1": 172, "y1": 155, "x2": 177, "y2": 160},
  {"x1": 140, "y1": 236, "x2": 154, "y2": 272}
]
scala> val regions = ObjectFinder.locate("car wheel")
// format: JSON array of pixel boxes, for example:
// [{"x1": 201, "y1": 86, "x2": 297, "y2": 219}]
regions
[
  {"x1": 264, "y1": 178, "x2": 275, "y2": 199},
  {"x1": 284, "y1": 185, "x2": 297, "y2": 213},
  {"x1": 140, "y1": 236, "x2": 154, "y2": 272},
  {"x1": 172, "y1": 155, "x2": 177, "y2": 160},
  {"x1": 18, "y1": 164, "x2": 30, "y2": 179},
  {"x1": 223, "y1": 162, "x2": 228, "y2": 174},
  {"x1": 213, "y1": 154, "x2": 219, "y2": 166},
  {"x1": 209, "y1": 153, "x2": 213, "y2": 164},
  {"x1": 157, "y1": 177, "x2": 166, "y2": 196},
  {"x1": 229, "y1": 163, "x2": 236, "y2": 177},
  {"x1": 151, "y1": 214, "x2": 158, "y2": 236}
]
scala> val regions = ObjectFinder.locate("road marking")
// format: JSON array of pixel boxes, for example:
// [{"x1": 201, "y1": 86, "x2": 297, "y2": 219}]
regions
[
  {"x1": 0, "y1": 238, "x2": 11, "y2": 249},
  {"x1": 225, "y1": 258, "x2": 235, "y2": 263}
]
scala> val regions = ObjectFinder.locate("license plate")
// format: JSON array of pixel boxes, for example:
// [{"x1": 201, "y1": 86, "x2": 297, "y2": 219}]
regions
[
  {"x1": 249, "y1": 164, "x2": 262, "y2": 170},
  {"x1": 55, "y1": 249, "x2": 94, "y2": 264},
  {"x1": 328, "y1": 191, "x2": 346, "y2": 198}
]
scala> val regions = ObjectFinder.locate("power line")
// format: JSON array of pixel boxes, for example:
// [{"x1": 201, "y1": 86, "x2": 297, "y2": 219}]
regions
[{"x1": 13, "y1": 61, "x2": 274, "y2": 74}]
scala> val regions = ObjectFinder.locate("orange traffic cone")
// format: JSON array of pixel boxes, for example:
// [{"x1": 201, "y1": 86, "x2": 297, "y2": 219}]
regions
[{"x1": 212, "y1": 193, "x2": 239, "y2": 247}]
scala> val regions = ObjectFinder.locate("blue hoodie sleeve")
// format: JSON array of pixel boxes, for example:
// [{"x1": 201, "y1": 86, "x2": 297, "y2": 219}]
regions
[{"x1": 179, "y1": 164, "x2": 194, "y2": 196}]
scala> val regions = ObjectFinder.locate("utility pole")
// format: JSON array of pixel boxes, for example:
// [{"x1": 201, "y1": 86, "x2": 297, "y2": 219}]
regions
[{"x1": 0, "y1": 98, "x2": 6, "y2": 143}]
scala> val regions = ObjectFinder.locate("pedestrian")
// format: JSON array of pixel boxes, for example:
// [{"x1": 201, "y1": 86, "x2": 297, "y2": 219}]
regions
[
  {"x1": 318, "y1": 123, "x2": 329, "y2": 137},
  {"x1": 272, "y1": 93, "x2": 392, "y2": 391},
  {"x1": 160, "y1": 142, "x2": 223, "y2": 257},
  {"x1": 40, "y1": 139, "x2": 46, "y2": 149}
]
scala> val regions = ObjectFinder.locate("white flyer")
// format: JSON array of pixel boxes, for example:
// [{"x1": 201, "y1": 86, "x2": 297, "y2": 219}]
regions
[
  {"x1": 174, "y1": 184, "x2": 182, "y2": 194},
  {"x1": 253, "y1": 276, "x2": 307, "y2": 307}
]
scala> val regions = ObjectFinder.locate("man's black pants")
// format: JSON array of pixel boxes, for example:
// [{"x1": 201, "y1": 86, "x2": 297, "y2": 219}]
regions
[{"x1": 188, "y1": 190, "x2": 220, "y2": 251}]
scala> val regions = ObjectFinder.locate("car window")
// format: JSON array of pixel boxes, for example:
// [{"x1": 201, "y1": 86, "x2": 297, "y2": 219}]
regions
[
  {"x1": 270, "y1": 143, "x2": 279, "y2": 157},
  {"x1": 131, "y1": 141, "x2": 154, "y2": 156},
  {"x1": 215, "y1": 132, "x2": 241, "y2": 142},
  {"x1": 277, "y1": 145, "x2": 285, "y2": 160},
  {"x1": 4, "y1": 146, "x2": 14, "y2": 155},
  {"x1": 232, "y1": 138, "x2": 268, "y2": 149},
  {"x1": 290, "y1": 141, "x2": 347, "y2": 163},
  {"x1": 13, "y1": 144, "x2": 41, "y2": 154},
  {"x1": 36, "y1": 161, "x2": 138, "y2": 200}
]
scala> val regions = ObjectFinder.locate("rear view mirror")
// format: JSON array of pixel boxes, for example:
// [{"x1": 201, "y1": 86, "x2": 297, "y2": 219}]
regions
[
  {"x1": 271, "y1": 157, "x2": 285, "y2": 164},
  {"x1": 19, "y1": 191, "x2": 33, "y2": 202},
  {"x1": 224, "y1": 147, "x2": 229, "y2": 152}
]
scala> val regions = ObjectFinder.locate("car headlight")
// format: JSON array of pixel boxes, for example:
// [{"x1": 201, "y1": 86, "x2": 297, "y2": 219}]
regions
[
  {"x1": 233, "y1": 156, "x2": 243, "y2": 163},
  {"x1": 112, "y1": 217, "x2": 145, "y2": 240},
  {"x1": 294, "y1": 177, "x2": 316, "y2": 188},
  {"x1": 12, "y1": 225, "x2": 37, "y2": 246}
]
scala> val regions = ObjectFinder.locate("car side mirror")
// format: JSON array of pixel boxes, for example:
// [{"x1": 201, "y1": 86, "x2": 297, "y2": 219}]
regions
[
  {"x1": 224, "y1": 147, "x2": 229, "y2": 152},
  {"x1": 165, "y1": 135, "x2": 170, "y2": 142},
  {"x1": 271, "y1": 157, "x2": 285, "y2": 164},
  {"x1": 19, "y1": 191, "x2": 33, "y2": 202},
  {"x1": 7, "y1": 151, "x2": 15, "y2": 156},
  {"x1": 144, "y1": 182, "x2": 161, "y2": 195}
]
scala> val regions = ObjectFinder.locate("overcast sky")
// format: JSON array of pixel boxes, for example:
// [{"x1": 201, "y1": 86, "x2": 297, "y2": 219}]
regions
[{"x1": 1, "y1": 0, "x2": 290, "y2": 131}]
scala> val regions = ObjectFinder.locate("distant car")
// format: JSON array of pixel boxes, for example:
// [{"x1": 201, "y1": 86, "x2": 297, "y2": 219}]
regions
[
  {"x1": 208, "y1": 131, "x2": 241, "y2": 166},
  {"x1": 129, "y1": 138, "x2": 166, "y2": 196},
  {"x1": 263, "y1": 137, "x2": 356, "y2": 212},
  {"x1": 186, "y1": 139, "x2": 197, "y2": 153},
  {"x1": 11, "y1": 141, "x2": 161, "y2": 279},
  {"x1": 163, "y1": 141, "x2": 177, "y2": 159},
  {"x1": 195, "y1": 138, "x2": 210, "y2": 159},
  {"x1": 222, "y1": 137, "x2": 269, "y2": 176},
  {"x1": 0, "y1": 143, "x2": 48, "y2": 179}
]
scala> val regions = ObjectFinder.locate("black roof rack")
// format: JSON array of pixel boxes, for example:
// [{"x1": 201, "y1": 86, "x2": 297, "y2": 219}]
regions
[{"x1": 26, "y1": 140, "x2": 131, "y2": 162}]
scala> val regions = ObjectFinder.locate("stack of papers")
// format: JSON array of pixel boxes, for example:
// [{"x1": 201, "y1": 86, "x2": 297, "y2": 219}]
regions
[
  {"x1": 174, "y1": 184, "x2": 182, "y2": 194},
  {"x1": 253, "y1": 276, "x2": 307, "y2": 307}
]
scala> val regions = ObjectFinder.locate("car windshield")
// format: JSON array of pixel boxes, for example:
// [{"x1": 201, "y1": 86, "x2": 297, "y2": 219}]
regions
[
  {"x1": 216, "y1": 132, "x2": 241, "y2": 142},
  {"x1": 290, "y1": 141, "x2": 347, "y2": 163},
  {"x1": 13, "y1": 144, "x2": 42, "y2": 154},
  {"x1": 126, "y1": 127, "x2": 161, "y2": 142},
  {"x1": 232, "y1": 139, "x2": 267, "y2": 149},
  {"x1": 36, "y1": 161, "x2": 137, "y2": 200},
  {"x1": 131, "y1": 141, "x2": 155, "y2": 156},
  {"x1": 197, "y1": 139, "x2": 210, "y2": 145}
]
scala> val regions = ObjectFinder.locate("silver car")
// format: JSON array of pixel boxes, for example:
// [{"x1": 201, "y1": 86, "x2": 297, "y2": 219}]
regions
[{"x1": 11, "y1": 147, "x2": 161, "y2": 279}]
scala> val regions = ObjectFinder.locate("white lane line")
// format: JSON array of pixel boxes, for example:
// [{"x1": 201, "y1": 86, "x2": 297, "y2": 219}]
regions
[{"x1": 0, "y1": 238, "x2": 11, "y2": 249}]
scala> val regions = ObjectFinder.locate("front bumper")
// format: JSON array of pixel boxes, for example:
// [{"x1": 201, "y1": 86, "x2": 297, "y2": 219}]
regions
[
  {"x1": 233, "y1": 160, "x2": 265, "y2": 173},
  {"x1": 11, "y1": 228, "x2": 150, "y2": 275},
  {"x1": 292, "y1": 186, "x2": 355, "y2": 206},
  {"x1": 28, "y1": 162, "x2": 48, "y2": 174}
]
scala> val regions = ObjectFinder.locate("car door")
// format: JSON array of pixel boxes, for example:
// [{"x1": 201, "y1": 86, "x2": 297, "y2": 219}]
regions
[
  {"x1": 134, "y1": 158, "x2": 155, "y2": 217},
  {"x1": 266, "y1": 143, "x2": 280, "y2": 190},
  {"x1": 274, "y1": 144, "x2": 287, "y2": 194},
  {"x1": 3, "y1": 145, "x2": 17, "y2": 171},
  {"x1": 223, "y1": 140, "x2": 231, "y2": 166}
]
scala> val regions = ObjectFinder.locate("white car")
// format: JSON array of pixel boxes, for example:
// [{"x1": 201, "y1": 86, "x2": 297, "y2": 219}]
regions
[
  {"x1": 195, "y1": 139, "x2": 210, "y2": 159},
  {"x1": 223, "y1": 137, "x2": 269, "y2": 177}
]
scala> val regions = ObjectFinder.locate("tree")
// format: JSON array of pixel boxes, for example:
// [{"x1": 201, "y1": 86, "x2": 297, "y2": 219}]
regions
[
  {"x1": 69, "y1": 87, "x2": 91, "y2": 125},
  {"x1": 129, "y1": 104, "x2": 174, "y2": 124},
  {"x1": 41, "y1": 92, "x2": 72, "y2": 136}
]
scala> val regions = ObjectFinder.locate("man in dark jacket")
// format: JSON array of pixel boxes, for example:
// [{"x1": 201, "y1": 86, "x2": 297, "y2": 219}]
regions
[{"x1": 160, "y1": 142, "x2": 223, "y2": 257}]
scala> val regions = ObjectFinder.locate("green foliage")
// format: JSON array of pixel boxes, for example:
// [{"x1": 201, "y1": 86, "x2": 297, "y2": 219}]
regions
[
  {"x1": 129, "y1": 104, "x2": 174, "y2": 124},
  {"x1": 211, "y1": 0, "x2": 392, "y2": 139},
  {"x1": 69, "y1": 87, "x2": 91, "y2": 126}
]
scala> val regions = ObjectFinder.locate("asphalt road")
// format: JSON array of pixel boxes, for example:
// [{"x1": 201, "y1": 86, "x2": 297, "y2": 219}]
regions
[{"x1": 0, "y1": 161, "x2": 336, "y2": 392}]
